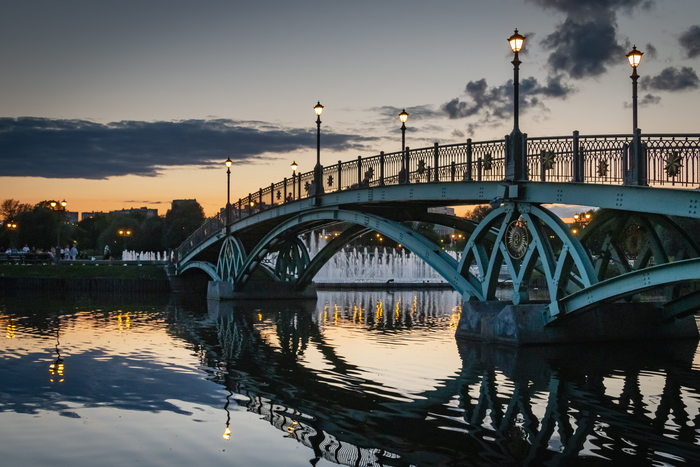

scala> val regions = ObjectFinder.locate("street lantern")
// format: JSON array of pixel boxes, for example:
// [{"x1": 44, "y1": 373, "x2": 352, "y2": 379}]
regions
[
  {"x1": 225, "y1": 158, "x2": 232, "y2": 224},
  {"x1": 508, "y1": 29, "x2": 525, "y2": 53},
  {"x1": 627, "y1": 45, "x2": 643, "y2": 132},
  {"x1": 291, "y1": 161, "x2": 298, "y2": 200},
  {"x1": 399, "y1": 109, "x2": 409, "y2": 152},
  {"x1": 506, "y1": 28, "x2": 526, "y2": 182},
  {"x1": 314, "y1": 101, "x2": 324, "y2": 200}
]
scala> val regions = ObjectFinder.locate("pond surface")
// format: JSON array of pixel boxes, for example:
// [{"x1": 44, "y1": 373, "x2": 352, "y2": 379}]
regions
[{"x1": 1, "y1": 289, "x2": 699, "y2": 466}]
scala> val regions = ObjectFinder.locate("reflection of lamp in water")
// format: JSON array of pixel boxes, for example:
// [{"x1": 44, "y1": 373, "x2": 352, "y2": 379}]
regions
[
  {"x1": 223, "y1": 391, "x2": 232, "y2": 440},
  {"x1": 49, "y1": 329, "x2": 64, "y2": 383}
]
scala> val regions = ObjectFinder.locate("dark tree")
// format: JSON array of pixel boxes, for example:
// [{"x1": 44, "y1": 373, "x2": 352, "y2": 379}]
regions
[
  {"x1": 162, "y1": 200, "x2": 205, "y2": 248},
  {"x1": 1, "y1": 199, "x2": 32, "y2": 221}
]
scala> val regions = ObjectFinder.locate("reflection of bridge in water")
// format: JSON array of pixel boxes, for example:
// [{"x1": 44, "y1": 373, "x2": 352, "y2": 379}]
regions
[
  {"x1": 194, "y1": 298, "x2": 700, "y2": 466},
  {"x1": 175, "y1": 132, "x2": 700, "y2": 343}
]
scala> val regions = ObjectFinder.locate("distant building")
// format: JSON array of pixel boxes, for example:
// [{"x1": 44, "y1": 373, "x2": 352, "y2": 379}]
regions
[
  {"x1": 65, "y1": 211, "x2": 79, "y2": 224},
  {"x1": 171, "y1": 199, "x2": 197, "y2": 210},
  {"x1": 109, "y1": 207, "x2": 158, "y2": 218},
  {"x1": 81, "y1": 212, "x2": 102, "y2": 221},
  {"x1": 428, "y1": 207, "x2": 456, "y2": 236}
]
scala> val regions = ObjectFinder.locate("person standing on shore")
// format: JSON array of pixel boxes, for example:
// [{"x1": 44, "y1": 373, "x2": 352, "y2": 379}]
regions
[
  {"x1": 103, "y1": 245, "x2": 111, "y2": 260},
  {"x1": 70, "y1": 244, "x2": 78, "y2": 260}
]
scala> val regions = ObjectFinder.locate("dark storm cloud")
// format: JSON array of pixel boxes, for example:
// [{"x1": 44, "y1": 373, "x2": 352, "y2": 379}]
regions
[
  {"x1": 679, "y1": 25, "x2": 700, "y2": 59},
  {"x1": 540, "y1": 17, "x2": 627, "y2": 79},
  {"x1": 529, "y1": 0, "x2": 654, "y2": 80},
  {"x1": 641, "y1": 66, "x2": 700, "y2": 91},
  {"x1": 0, "y1": 117, "x2": 377, "y2": 179},
  {"x1": 441, "y1": 75, "x2": 573, "y2": 126}
]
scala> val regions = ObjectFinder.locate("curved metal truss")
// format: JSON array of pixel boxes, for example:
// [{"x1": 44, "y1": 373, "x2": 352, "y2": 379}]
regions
[
  {"x1": 579, "y1": 209, "x2": 700, "y2": 281},
  {"x1": 458, "y1": 202, "x2": 598, "y2": 318},
  {"x1": 216, "y1": 236, "x2": 246, "y2": 284}
]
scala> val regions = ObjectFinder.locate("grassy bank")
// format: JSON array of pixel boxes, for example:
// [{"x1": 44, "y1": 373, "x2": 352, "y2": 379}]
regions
[{"x1": 0, "y1": 263, "x2": 168, "y2": 280}]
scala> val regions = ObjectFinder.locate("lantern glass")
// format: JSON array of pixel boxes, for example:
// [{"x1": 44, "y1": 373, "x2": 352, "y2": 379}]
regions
[
  {"x1": 508, "y1": 29, "x2": 525, "y2": 53},
  {"x1": 225, "y1": 158, "x2": 232, "y2": 168},
  {"x1": 399, "y1": 109, "x2": 409, "y2": 123},
  {"x1": 627, "y1": 46, "x2": 643, "y2": 68},
  {"x1": 314, "y1": 101, "x2": 324, "y2": 116}
]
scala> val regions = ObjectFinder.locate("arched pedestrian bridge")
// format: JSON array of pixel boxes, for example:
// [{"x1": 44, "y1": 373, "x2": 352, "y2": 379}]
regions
[{"x1": 175, "y1": 131, "x2": 700, "y2": 343}]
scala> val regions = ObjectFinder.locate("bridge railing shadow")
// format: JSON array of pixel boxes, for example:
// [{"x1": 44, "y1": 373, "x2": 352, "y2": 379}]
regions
[{"x1": 177, "y1": 132, "x2": 700, "y2": 262}]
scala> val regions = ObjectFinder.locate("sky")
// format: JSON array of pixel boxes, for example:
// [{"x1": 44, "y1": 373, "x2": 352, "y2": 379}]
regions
[{"x1": 1, "y1": 0, "x2": 699, "y2": 219}]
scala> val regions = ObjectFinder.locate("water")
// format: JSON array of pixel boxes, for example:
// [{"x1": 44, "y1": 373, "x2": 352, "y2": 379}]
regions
[{"x1": 2, "y1": 290, "x2": 700, "y2": 466}]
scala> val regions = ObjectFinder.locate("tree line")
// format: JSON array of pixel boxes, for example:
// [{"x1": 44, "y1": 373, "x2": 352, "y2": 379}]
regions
[{"x1": 1, "y1": 198, "x2": 205, "y2": 256}]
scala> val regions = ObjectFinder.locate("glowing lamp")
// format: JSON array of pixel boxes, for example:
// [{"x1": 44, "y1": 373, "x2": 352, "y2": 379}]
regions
[
  {"x1": 627, "y1": 46, "x2": 643, "y2": 68},
  {"x1": 508, "y1": 29, "x2": 525, "y2": 53},
  {"x1": 314, "y1": 101, "x2": 324, "y2": 116},
  {"x1": 399, "y1": 109, "x2": 409, "y2": 123}
]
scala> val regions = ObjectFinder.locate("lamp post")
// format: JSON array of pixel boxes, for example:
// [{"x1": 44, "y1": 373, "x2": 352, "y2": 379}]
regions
[
  {"x1": 225, "y1": 158, "x2": 232, "y2": 224},
  {"x1": 314, "y1": 101, "x2": 324, "y2": 200},
  {"x1": 506, "y1": 29, "x2": 526, "y2": 181},
  {"x1": 291, "y1": 161, "x2": 298, "y2": 200},
  {"x1": 118, "y1": 229, "x2": 131, "y2": 256},
  {"x1": 50, "y1": 200, "x2": 67, "y2": 263},
  {"x1": 626, "y1": 45, "x2": 643, "y2": 132},
  {"x1": 399, "y1": 109, "x2": 409, "y2": 152}
]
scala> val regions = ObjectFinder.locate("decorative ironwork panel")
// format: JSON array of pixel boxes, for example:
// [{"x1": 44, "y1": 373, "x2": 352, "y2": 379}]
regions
[
  {"x1": 527, "y1": 136, "x2": 575, "y2": 182},
  {"x1": 644, "y1": 134, "x2": 700, "y2": 187},
  {"x1": 579, "y1": 135, "x2": 630, "y2": 184}
]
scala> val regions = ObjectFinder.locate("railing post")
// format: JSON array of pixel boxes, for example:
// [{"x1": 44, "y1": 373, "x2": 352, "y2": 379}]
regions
[
  {"x1": 379, "y1": 151, "x2": 385, "y2": 186},
  {"x1": 357, "y1": 155, "x2": 362, "y2": 186},
  {"x1": 298, "y1": 174, "x2": 302, "y2": 198},
  {"x1": 624, "y1": 128, "x2": 647, "y2": 186},
  {"x1": 283, "y1": 177, "x2": 287, "y2": 202},
  {"x1": 478, "y1": 157, "x2": 483, "y2": 182},
  {"x1": 466, "y1": 138, "x2": 473, "y2": 181},
  {"x1": 238, "y1": 198, "x2": 241, "y2": 219},
  {"x1": 433, "y1": 142, "x2": 439, "y2": 182},
  {"x1": 540, "y1": 150, "x2": 546, "y2": 182},
  {"x1": 573, "y1": 130, "x2": 582, "y2": 182},
  {"x1": 270, "y1": 183, "x2": 274, "y2": 206},
  {"x1": 337, "y1": 160, "x2": 342, "y2": 191},
  {"x1": 258, "y1": 188, "x2": 263, "y2": 209},
  {"x1": 451, "y1": 161, "x2": 456, "y2": 182},
  {"x1": 404, "y1": 146, "x2": 410, "y2": 184}
]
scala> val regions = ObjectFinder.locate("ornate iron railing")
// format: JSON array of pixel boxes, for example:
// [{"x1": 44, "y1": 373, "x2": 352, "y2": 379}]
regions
[{"x1": 177, "y1": 132, "x2": 700, "y2": 261}]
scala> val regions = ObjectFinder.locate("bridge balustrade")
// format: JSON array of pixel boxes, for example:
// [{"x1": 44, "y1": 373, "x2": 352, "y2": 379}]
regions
[{"x1": 177, "y1": 132, "x2": 700, "y2": 263}]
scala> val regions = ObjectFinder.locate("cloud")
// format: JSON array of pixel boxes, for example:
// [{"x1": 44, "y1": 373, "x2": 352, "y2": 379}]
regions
[
  {"x1": 641, "y1": 66, "x2": 700, "y2": 91},
  {"x1": 679, "y1": 25, "x2": 700, "y2": 59},
  {"x1": 529, "y1": 0, "x2": 655, "y2": 80},
  {"x1": 440, "y1": 75, "x2": 574, "y2": 129},
  {"x1": 625, "y1": 93, "x2": 661, "y2": 108},
  {"x1": 123, "y1": 200, "x2": 166, "y2": 204},
  {"x1": 0, "y1": 118, "x2": 377, "y2": 179},
  {"x1": 371, "y1": 105, "x2": 443, "y2": 123},
  {"x1": 644, "y1": 43, "x2": 658, "y2": 60}
]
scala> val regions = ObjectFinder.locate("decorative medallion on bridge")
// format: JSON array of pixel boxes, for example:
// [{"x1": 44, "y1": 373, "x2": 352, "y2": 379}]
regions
[
  {"x1": 483, "y1": 153, "x2": 493, "y2": 171},
  {"x1": 327, "y1": 175, "x2": 333, "y2": 187},
  {"x1": 417, "y1": 160, "x2": 426, "y2": 175},
  {"x1": 597, "y1": 160, "x2": 608, "y2": 178},
  {"x1": 542, "y1": 150, "x2": 556, "y2": 170},
  {"x1": 665, "y1": 151, "x2": 683, "y2": 178},
  {"x1": 505, "y1": 218, "x2": 530, "y2": 259},
  {"x1": 276, "y1": 190, "x2": 281, "y2": 200}
]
